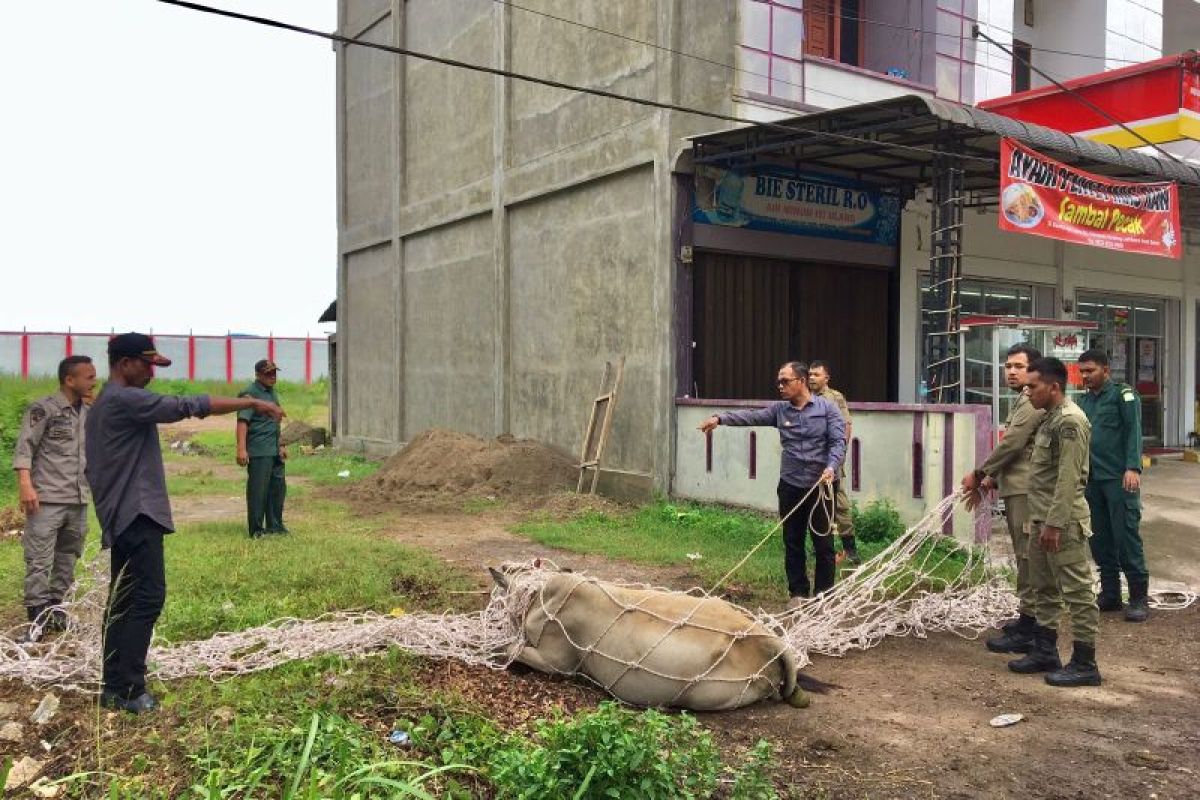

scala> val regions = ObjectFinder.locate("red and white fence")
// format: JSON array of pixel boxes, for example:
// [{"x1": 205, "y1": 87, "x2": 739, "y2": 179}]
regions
[{"x1": 0, "y1": 331, "x2": 329, "y2": 384}]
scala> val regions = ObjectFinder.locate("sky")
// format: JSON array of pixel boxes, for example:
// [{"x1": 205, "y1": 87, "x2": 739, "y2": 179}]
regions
[{"x1": 1, "y1": 0, "x2": 337, "y2": 337}]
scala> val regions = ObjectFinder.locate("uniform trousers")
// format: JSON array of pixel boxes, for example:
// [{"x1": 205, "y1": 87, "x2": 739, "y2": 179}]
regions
[
  {"x1": 247, "y1": 455, "x2": 287, "y2": 534},
  {"x1": 1085, "y1": 479, "x2": 1148, "y2": 584},
  {"x1": 1028, "y1": 521, "x2": 1099, "y2": 645},
  {"x1": 1001, "y1": 494, "x2": 1034, "y2": 617},
  {"x1": 23, "y1": 503, "x2": 86, "y2": 609}
]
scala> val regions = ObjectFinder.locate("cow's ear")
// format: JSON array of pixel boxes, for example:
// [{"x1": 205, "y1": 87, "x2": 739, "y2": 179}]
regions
[{"x1": 488, "y1": 567, "x2": 509, "y2": 590}]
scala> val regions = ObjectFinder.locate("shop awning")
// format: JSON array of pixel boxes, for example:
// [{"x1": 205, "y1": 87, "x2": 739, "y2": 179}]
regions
[
  {"x1": 689, "y1": 94, "x2": 1200, "y2": 226},
  {"x1": 978, "y1": 53, "x2": 1200, "y2": 148}
]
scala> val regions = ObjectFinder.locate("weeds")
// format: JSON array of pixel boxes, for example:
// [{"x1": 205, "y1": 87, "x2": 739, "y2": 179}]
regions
[{"x1": 409, "y1": 702, "x2": 780, "y2": 799}]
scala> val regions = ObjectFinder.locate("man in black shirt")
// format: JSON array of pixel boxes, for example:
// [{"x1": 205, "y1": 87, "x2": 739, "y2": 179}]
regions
[{"x1": 86, "y1": 333, "x2": 282, "y2": 713}]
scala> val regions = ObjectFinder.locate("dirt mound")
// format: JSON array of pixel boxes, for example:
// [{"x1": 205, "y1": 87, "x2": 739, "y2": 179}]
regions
[
  {"x1": 280, "y1": 421, "x2": 328, "y2": 447},
  {"x1": 0, "y1": 505, "x2": 23, "y2": 538},
  {"x1": 350, "y1": 429, "x2": 578, "y2": 506}
]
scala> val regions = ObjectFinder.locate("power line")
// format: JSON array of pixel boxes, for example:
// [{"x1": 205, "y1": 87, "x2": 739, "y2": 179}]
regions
[
  {"x1": 494, "y1": 0, "x2": 1142, "y2": 73},
  {"x1": 972, "y1": 26, "x2": 1182, "y2": 164},
  {"x1": 155, "y1": 0, "x2": 998, "y2": 167},
  {"x1": 832, "y1": 7, "x2": 1142, "y2": 65},
  {"x1": 490, "y1": 0, "x2": 1142, "y2": 116}
]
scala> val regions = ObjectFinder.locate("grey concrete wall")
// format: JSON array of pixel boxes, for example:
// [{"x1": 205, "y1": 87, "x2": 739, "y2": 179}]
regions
[
  {"x1": 343, "y1": 18, "x2": 395, "y2": 235},
  {"x1": 509, "y1": 2, "x2": 657, "y2": 168},
  {"x1": 508, "y1": 166, "x2": 658, "y2": 474},
  {"x1": 344, "y1": 242, "x2": 398, "y2": 443},
  {"x1": 404, "y1": 0, "x2": 493, "y2": 199},
  {"x1": 402, "y1": 214, "x2": 496, "y2": 438}
]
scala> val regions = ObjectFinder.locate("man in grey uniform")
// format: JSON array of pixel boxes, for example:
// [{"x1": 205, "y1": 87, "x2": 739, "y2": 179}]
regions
[{"x1": 12, "y1": 355, "x2": 97, "y2": 638}]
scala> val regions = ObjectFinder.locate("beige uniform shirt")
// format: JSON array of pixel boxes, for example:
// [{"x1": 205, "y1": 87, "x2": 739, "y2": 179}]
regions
[
  {"x1": 816, "y1": 386, "x2": 851, "y2": 428},
  {"x1": 11, "y1": 392, "x2": 90, "y2": 505},
  {"x1": 1027, "y1": 399, "x2": 1091, "y2": 530},
  {"x1": 816, "y1": 386, "x2": 851, "y2": 476},
  {"x1": 979, "y1": 390, "x2": 1046, "y2": 497}
]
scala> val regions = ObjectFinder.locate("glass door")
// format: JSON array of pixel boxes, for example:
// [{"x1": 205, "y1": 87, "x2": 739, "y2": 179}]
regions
[{"x1": 1076, "y1": 293, "x2": 1165, "y2": 444}]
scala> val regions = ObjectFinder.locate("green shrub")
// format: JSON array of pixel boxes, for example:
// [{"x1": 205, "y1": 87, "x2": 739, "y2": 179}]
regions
[
  {"x1": 850, "y1": 498, "x2": 906, "y2": 544},
  {"x1": 411, "y1": 702, "x2": 771, "y2": 799},
  {"x1": 491, "y1": 702, "x2": 720, "y2": 799}
]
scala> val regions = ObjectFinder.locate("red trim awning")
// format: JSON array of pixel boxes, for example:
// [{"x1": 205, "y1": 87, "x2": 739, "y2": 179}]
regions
[{"x1": 978, "y1": 53, "x2": 1200, "y2": 148}]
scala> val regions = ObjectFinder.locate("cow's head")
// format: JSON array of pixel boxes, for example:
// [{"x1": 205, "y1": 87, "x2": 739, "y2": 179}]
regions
[{"x1": 488, "y1": 558, "x2": 563, "y2": 591}]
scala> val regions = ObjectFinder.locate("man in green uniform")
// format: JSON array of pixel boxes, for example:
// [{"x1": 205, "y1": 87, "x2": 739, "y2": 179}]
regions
[
  {"x1": 808, "y1": 361, "x2": 860, "y2": 565},
  {"x1": 1076, "y1": 349, "x2": 1149, "y2": 623},
  {"x1": 237, "y1": 359, "x2": 288, "y2": 538},
  {"x1": 1007, "y1": 357, "x2": 1101, "y2": 687},
  {"x1": 961, "y1": 343, "x2": 1045, "y2": 653}
]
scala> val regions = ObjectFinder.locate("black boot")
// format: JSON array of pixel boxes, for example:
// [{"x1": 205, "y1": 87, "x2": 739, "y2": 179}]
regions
[
  {"x1": 987, "y1": 613, "x2": 1036, "y2": 653},
  {"x1": 1007, "y1": 625, "x2": 1061, "y2": 673},
  {"x1": 1045, "y1": 641, "x2": 1102, "y2": 687},
  {"x1": 1096, "y1": 576, "x2": 1124, "y2": 612},
  {"x1": 1124, "y1": 578, "x2": 1150, "y2": 623},
  {"x1": 22, "y1": 606, "x2": 47, "y2": 644}
]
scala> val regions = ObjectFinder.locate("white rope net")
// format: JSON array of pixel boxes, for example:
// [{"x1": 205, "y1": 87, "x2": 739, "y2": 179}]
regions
[{"x1": 1, "y1": 493, "x2": 1194, "y2": 706}]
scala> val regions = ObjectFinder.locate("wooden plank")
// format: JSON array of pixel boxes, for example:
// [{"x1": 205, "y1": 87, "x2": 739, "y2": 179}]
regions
[{"x1": 577, "y1": 357, "x2": 625, "y2": 494}]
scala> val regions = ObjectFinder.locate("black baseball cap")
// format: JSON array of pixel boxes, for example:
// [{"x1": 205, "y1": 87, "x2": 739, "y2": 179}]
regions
[
  {"x1": 108, "y1": 332, "x2": 172, "y2": 367},
  {"x1": 255, "y1": 359, "x2": 280, "y2": 374}
]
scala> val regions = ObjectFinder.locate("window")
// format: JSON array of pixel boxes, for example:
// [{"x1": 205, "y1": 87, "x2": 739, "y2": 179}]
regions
[
  {"x1": 1012, "y1": 39, "x2": 1032, "y2": 92},
  {"x1": 736, "y1": 0, "x2": 862, "y2": 103},
  {"x1": 918, "y1": 276, "x2": 1035, "y2": 400},
  {"x1": 935, "y1": 0, "x2": 972, "y2": 103},
  {"x1": 1076, "y1": 293, "x2": 1166, "y2": 442},
  {"x1": 803, "y1": 0, "x2": 862, "y2": 65}
]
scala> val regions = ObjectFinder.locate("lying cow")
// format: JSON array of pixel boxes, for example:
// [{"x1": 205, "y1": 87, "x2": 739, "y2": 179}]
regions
[{"x1": 489, "y1": 563, "x2": 811, "y2": 711}]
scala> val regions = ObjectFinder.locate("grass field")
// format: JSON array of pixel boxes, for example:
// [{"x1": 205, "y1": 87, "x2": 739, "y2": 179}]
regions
[
  {"x1": 0, "y1": 376, "x2": 330, "y2": 508},
  {"x1": 514, "y1": 498, "x2": 978, "y2": 604}
]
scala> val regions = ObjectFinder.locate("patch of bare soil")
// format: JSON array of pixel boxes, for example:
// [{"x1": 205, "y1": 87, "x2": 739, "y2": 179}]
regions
[
  {"x1": 409, "y1": 659, "x2": 603, "y2": 730},
  {"x1": 347, "y1": 429, "x2": 580, "y2": 512}
]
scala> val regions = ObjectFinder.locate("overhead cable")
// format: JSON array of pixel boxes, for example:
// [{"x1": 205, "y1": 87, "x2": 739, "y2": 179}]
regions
[{"x1": 156, "y1": 0, "x2": 999, "y2": 166}]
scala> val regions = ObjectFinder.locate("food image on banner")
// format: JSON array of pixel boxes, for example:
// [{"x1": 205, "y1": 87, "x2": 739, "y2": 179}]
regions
[
  {"x1": 1002, "y1": 183, "x2": 1044, "y2": 228},
  {"x1": 998, "y1": 138, "x2": 1181, "y2": 259}
]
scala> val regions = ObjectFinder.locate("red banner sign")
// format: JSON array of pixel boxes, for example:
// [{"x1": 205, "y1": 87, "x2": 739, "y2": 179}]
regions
[{"x1": 998, "y1": 138, "x2": 1181, "y2": 259}]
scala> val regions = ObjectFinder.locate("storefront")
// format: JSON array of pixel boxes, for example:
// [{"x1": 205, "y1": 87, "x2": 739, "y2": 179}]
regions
[
  {"x1": 675, "y1": 96, "x2": 1200, "y2": 527},
  {"x1": 682, "y1": 163, "x2": 903, "y2": 403}
]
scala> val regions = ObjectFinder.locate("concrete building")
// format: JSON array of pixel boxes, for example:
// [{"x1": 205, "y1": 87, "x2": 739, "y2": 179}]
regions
[{"x1": 334, "y1": 0, "x2": 1200, "y2": 522}]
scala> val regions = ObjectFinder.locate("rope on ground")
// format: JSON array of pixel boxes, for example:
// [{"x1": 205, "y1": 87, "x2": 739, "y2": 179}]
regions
[{"x1": 0, "y1": 491, "x2": 1193, "y2": 698}]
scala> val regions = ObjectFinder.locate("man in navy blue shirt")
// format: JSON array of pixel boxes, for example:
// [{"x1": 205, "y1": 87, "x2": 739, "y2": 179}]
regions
[
  {"x1": 86, "y1": 333, "x2": 283, "y2": 713},
  {"x1": 699, "y1": 361, "x2": 846, "y2": 605}
]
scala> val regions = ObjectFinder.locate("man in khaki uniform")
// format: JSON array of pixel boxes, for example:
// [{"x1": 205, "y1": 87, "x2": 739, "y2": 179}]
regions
[
  {"x1": 808, "y1": 361, "x2": 860, "y2": 564},
  {"x1": 11, "y1": 356, "x2": 97, "y2": 637},
  {"x1": 1006, "y1": 357, "x2": 1101, "y2": 687},
  {"x1": 961, "y1": 344, "x2": 1045, "y2": 654}
]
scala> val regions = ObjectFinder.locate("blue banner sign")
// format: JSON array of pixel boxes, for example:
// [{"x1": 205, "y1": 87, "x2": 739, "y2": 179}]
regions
[{"x1": 693, "y1": 166, "x2": 900, "y2": 246}]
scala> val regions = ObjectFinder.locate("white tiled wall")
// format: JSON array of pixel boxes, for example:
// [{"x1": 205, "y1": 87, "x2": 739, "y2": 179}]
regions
[
  {"x1": 973, "y1": 0, "x2": 1015, "y2": 103},
  {"x1": 1106, "y1": 0, "x2": 1163, "y2": 70}
]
